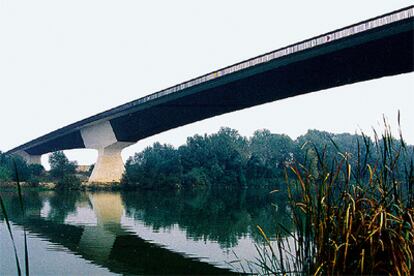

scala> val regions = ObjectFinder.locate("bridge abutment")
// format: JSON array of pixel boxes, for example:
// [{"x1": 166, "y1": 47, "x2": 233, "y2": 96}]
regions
[{"x1": 14, "y1": 151, "x2": 42, "y2": 165}]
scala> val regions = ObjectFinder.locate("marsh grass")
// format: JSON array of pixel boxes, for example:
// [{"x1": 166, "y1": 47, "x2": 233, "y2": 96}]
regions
[
  {"x1": 0, "y1": 160, "x2": 30, "y2": 276},
  {"x1": 257, "y1": 120, "x2": 414, "y2": 275}
]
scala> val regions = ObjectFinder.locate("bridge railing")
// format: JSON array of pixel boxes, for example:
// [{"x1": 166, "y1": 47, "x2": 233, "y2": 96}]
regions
[{"x1": 135, "y1": 6, "x2": 413, "y2": 106}]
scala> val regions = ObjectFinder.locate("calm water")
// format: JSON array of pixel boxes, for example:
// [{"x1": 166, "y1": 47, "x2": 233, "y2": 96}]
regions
[{"x1": 0, "y1": 188, "x2": 292, "y2": 275}]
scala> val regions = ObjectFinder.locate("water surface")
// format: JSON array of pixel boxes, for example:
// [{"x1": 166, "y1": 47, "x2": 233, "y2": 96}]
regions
[{"x1": 0, "y1": 188, "x2": 291, "y2": 275}]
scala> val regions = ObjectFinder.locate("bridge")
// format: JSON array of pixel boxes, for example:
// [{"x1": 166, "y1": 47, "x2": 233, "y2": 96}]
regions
[{"x1": 7, "y1": 6, "x2": 414, "y2": 183}]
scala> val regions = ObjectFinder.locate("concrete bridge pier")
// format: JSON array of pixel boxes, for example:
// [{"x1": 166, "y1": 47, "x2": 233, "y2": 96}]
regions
[
  {"x1": 89, "y1": 142, "x2": 133, "y2": 183},
  {"x1": 14, "y1": 150, "x2": 42, "y2": 165},
  {"x1": 81, "y1": 121, "x2": 134, "y2": 183}
]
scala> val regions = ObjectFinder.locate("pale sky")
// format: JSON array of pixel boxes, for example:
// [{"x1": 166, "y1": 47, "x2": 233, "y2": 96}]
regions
[{"x1": 0, "y1": 1, "x2": 413, "y2": 168}]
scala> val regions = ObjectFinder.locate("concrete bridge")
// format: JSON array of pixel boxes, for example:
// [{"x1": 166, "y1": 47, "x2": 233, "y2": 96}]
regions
[{"x1": 7, "y1": 6, "x2": 414, "y2": 183}]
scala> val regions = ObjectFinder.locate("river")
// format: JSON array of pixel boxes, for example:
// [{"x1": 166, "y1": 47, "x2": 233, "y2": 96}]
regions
[{"x1": 0, "y1": 187, "x2": 292, "y2": 275}]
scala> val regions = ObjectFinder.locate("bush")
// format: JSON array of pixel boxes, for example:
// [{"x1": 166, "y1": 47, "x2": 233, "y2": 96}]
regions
[{"x1": 55, "y1": 174, "x2": 81, "y2": 191}]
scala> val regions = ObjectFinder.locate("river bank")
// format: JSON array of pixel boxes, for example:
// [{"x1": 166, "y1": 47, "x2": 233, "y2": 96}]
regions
[{"x1": 0, "y1": 181, "x2": 123, "y2": 191}]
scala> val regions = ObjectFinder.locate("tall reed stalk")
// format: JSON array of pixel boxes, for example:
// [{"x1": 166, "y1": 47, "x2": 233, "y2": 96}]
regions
[
  {"x1": 0, "y1": 160, "x2": 30, "y2": 276},
  {"x1": 257, "y1": 121, "x2": 414, "y2": 275}
]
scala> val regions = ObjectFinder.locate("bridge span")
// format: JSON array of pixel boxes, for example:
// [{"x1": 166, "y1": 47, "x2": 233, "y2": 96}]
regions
[{"x1": 7, "y1": 6, "x2": 414, "y2": 183}]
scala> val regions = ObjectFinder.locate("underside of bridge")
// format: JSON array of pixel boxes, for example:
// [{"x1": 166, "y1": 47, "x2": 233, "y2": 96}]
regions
[{"x1": 9, "y1": 7, "x2": 414, "y2": 183}]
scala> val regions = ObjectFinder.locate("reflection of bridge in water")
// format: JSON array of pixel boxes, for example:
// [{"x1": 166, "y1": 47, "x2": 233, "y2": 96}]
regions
[
  {"x1": 7, "y1": 6, "x2": 414, "y2": 183},
  {"x1": 6, "y1": 193, "x2": 235, "y2": 275}
]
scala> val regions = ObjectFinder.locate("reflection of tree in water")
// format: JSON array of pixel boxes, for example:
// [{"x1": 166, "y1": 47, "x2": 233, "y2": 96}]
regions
[
  {"x1": 122, "y1": 187, "x2": 293, "y2": 248},
  {"x1": 2, "y1": 191, "x2": 236, "y2": 275},
  {"x1": 47, "y1": 191, "x2": 82, "y2": 224},
  {"x1": 0, "y1": 190, "x2": 44, "y2": 219},
  {"x1": 0, "y1": 190, "x2": 86, "y2": 225}
]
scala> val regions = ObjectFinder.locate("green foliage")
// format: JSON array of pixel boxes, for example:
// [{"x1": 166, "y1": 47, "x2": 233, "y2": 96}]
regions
[
  {"x1": 0, "y1": 165, "x2": 12, "y2": 181},
  {"x1": 123, "y1": 127, "x2": 414, "y2": 191},
  {"x1": 122, "y1": 143, "x2": 182, "y2": 189},
  {"x1": 48, "y1": 151, "x2": 77, "y2": 179},
  {"x1": 55, "y1": 174, "x2": 81, "y2": 191},
  {"x1": 26, "y1": 164, "x2": 46, "y2": 186},
  {"x1": 0, "y1": 151, "x2": 41, "y2": 182},
  {"x1": 0, "y1": 151, "x2": 13, "y2": 182},
  {"x1": 182, "y1": 167, "x2": 210, "y2": 187},
  {"x1": 28, "y1": 164, "x2": 45, "y2": 177},
  {"x1": 0, "y1": 150, "x2": 84, "y2": 188},
  {"x1": 12, "y1": 157, "x2": 31, "y2": 181},
  {"x1": 248, "y1": 130, "x2": 295, "y2": 180},
  {"x1": 48, "y1": 151, "x2": 81, "y2": 190},
  {"x1": 179, "y1": 128, "x2": 248, "y2": 187},
  {"x1": 123, "y1": 128, "x2": 253, "y2": 189},
  {"x1": 126, "y1": 128, "x2": 410, "y2": 192},
  {"x1": 257, "y1": 125, "x2": 414, "y2": 275}
]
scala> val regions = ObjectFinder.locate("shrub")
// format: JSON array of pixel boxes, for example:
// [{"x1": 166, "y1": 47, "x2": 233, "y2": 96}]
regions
[{"x1": 55, "y1": 174, "x2": 81, "y2": 191}]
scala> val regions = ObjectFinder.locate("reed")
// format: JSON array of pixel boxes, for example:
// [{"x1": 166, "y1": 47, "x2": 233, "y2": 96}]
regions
[
  {"x1": 257, "y1": 120, "x2": 414, "y2": 275},
  {"x1": 0, "y1": 160, "x2": 30, "y2": 276}
]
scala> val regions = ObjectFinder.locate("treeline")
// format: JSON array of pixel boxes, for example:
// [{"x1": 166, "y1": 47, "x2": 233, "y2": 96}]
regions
[
  {"x1": 122, "y1": 127, "x2": 414, "y2": 190},
  {"x1": 0, "y1": 152, "x2": 45, "y2": 184},
  {"x1": 2, "y1": 127, "x2": 412, "y2": 191},
  {"x1": 0, "y1": 151, "x2": 82, "y2": 190}
]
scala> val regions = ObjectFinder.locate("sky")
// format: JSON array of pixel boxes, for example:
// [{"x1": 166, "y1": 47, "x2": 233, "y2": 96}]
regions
[{"x1": 0, "y1": 1, "x2": 413, "y2": 168}]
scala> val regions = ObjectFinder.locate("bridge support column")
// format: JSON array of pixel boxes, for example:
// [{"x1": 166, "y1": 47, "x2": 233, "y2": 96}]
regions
[
  {"x1": 14, "y1": 151, "x2": 42, "y2": 165},
  {"x1": 80, "y1": 121, "x2": 134, "y2": 184},
  {"x1": 89, "y1": 142, "x2": 133, "y2": 183}
]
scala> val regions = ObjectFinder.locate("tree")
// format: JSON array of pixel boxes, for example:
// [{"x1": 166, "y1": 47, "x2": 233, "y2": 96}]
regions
[
  {"x1": 28, "y1": 164, "x2": 45, "y2": 177},
  {"x1": 249, "y1": 129, "x2": 296, "y2": 179},
  {"x1": 0, "y1": 154, "x2": 31, "y2": 182},
  {"x1": 48, "y1": 151, "x2": 77, "y2": 179},
  {"x1": 123, "y1": 143, "x2": 183, "y2": 189},
  {"x1": 207, "y1": 128, "x2": 248, "y2": 186},
  {"x1": 0, "y1": 151, "x2": 12, "y2": 181},
  {"x1": 0, "y1": 165, "x2": 12, "y2": 181}
]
